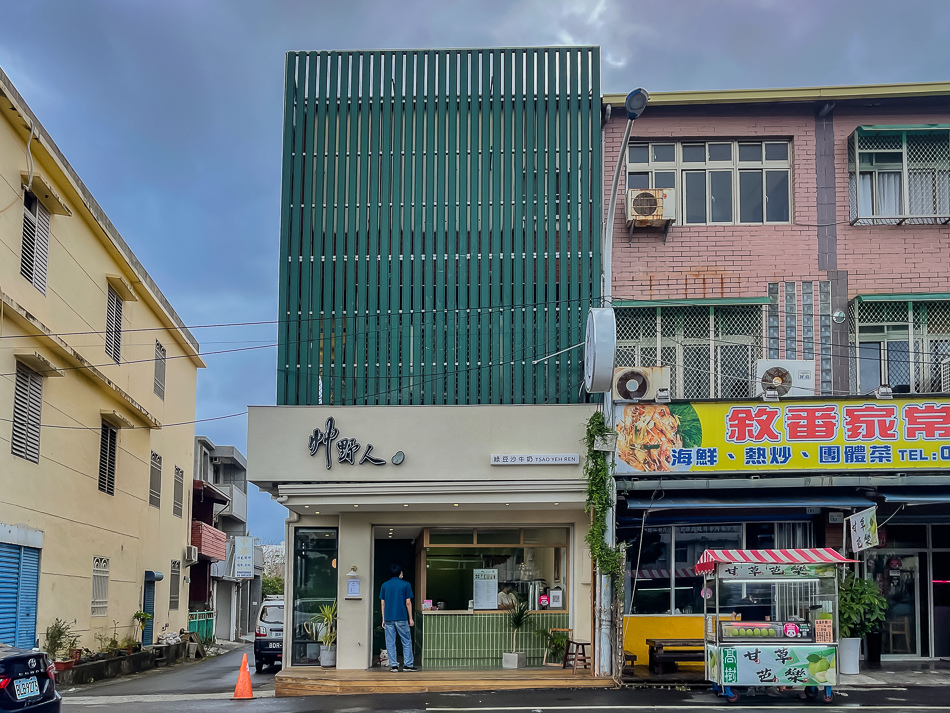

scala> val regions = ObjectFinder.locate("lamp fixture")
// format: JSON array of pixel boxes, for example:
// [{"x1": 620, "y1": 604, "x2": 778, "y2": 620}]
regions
[
  {"x1": 762, "y1": 387, "x2": 780, "y2": 402},
  {"x1": 624, "y1": 88, "x2": 650, "y2": 120}
]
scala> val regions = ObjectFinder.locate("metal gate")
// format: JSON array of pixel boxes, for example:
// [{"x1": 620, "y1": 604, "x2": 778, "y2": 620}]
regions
[{"x1": 0, "y1": 543, "x2": 40, "y2": 648}]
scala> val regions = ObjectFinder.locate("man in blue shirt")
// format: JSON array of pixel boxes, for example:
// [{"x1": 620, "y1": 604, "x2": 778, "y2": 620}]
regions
[{"x1": 380, "y1": 563, "x2": 416, "y2": 671}]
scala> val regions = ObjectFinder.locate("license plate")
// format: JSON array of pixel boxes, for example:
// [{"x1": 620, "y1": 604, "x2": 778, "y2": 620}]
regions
[
  {"x1": 267, "y1": 642, "x2": 282, "y2": 649},
  {"x1": 14, "y1": 677, "x2": 39, "y2": 700}
]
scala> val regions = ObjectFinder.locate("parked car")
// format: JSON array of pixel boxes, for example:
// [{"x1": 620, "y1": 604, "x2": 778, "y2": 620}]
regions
[
  {"x1": 0, "y1": 645, "x2": 60, "y2": 712},
  {"x1": 253, "y1": 597, "x2": 284, "y2": 673}
]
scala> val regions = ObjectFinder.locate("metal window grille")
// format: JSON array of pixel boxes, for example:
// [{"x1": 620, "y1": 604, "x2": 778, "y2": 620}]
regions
[
  {"x1": 11, "y1": 363, "x2": 43, "y2": 463},
  {"x1": 19, "y1": 192, "x2": 50, "y2": 294},
  {"x1": 91, "y1": 556, "x2": 109, "y2": 617},
  {"x1": 851, "y1": 299, "x2": 950, "y2": 393},
  {"x1": 173, "y1": 466, "x2": 184, "y2": 518},
  {"x1": 149, "y1": 451, "x2": 162, "y2": 508},
  {"x1": 615, "y1": 305, "x2": 764, "y2": 399},
  {"x1": 154, "y1": 341, "x2": 167, "y2": 400},
  {"x1": 169, "y1": 560, "x2": 181, "y2": 610},
  {"x1": 850, "y1": 128, "x2": 950, "y2": 225},
  {"x1": 105, "y1": 286, "x2": 123, "y2": 363},
  {"x1": 98, "y1": 422, "x2": 117, "y2": 495}
]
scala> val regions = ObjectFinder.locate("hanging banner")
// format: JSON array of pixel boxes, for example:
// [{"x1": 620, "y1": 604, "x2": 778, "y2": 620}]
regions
[
  {"x1": 613, "y1": 398, "x2": 950, "y2": 475},
  {"x1": 234, "y1": 536, "x2": 255, "y2": 579},
  {"x1": 847, "y1": 506, "x2": 879, "y2": 552}
]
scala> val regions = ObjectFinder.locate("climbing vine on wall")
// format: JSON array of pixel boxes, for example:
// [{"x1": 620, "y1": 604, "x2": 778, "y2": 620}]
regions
[{"x1": 584, "y1": 411, "x2": 624, "y2": 581}]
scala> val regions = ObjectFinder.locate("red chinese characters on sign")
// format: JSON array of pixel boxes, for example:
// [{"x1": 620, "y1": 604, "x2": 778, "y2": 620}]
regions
[
  {"x1": 725, "y1": 406, "x2": 781, "y2": 443},
  {"x1": 842, "y1": 404, "x2": 899, "y2": 441},
  {"x1": 784, "y1": 406, "x2": 839, "y2": 441},
  {"x1": 903, "y1": 403, "x2": 950, "y2": 440}
]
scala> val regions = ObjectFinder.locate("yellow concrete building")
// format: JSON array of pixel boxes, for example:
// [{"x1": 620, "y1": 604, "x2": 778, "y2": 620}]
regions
[{"x1": 0, "y1": 67, "x2": 205, "y2": 651}]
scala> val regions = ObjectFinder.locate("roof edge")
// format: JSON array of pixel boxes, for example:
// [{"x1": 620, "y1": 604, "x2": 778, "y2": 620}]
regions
[{"x1": 604, "y1": 81, "x2": 950, "y2": 107}]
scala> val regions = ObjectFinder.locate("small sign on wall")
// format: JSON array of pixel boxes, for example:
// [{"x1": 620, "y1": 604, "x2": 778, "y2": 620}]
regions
[{"x1": 490, "y1": 454, "x2": 580, "y2": 465}]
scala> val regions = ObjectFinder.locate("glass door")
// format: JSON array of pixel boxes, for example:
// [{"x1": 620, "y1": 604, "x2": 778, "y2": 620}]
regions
[{"x1": 867, "y1": 552, "x2": 920, "y2": 657}]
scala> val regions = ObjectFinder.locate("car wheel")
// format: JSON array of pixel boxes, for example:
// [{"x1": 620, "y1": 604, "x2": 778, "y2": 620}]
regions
[{"x1": 255, "y1": 659, "x2": 264, "y2": 673}]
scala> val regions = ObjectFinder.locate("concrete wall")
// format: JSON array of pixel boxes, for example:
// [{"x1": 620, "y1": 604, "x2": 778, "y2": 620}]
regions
[{"x1": 0, "y1": 74, "x2": 201, "y2": 648}]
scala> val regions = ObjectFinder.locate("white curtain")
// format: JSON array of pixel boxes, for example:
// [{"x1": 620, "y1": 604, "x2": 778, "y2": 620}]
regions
[
  {"x1": 859, "y1": 173, "x2": 873, "y2": 216},
  {"x1": 877, "y1": 172, "x2": 903, "y2": 216},
  {"x1": 909, "y1": 170, "x2": 933, "y2": 215}
]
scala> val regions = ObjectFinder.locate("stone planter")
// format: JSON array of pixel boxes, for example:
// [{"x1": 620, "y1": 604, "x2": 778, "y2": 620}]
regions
[
  {"x1": 502, "y1": 652, "x2": 526, "y2": 669},
  {"x1": 839, "y1": 637, "x2": 861, "y2": 675},
  {"x1": 320, "y1": 645, "x2": 337, "y2": 668}
]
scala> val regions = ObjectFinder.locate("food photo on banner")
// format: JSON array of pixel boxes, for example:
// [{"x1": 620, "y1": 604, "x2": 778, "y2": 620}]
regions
[{"x1": 613, "y1": 398, "x2": 950, "y2": 475}]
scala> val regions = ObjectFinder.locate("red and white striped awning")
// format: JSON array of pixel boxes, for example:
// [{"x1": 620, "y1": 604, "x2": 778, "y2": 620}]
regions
[{"x1": 695, "y1": 548, "x2": 856, "y2": 574}]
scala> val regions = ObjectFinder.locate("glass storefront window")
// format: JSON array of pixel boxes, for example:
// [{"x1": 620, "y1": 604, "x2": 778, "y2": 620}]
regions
[
  {"x1": 675, "y1": 525, "x2": 742, "y2": 614},
  {"x1": 292, "y1": 528, "x2": 338, "y2": 666},
  {"x1": 477, "y1": 529, "x2": 521, "y2": 545},
  {"x1": 428, "y1": 528, "x2": 474, "y2": 545},
  {"x1": 625, "y1": 527, "x2": 672, "y2": 614}
]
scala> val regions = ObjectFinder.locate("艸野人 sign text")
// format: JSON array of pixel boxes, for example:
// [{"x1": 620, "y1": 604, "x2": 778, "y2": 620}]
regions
[{"x1": 613, "y1": 398, "x2": 950, "y2": 475}]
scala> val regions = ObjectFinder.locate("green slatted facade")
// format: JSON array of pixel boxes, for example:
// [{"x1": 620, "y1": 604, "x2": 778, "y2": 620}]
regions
[{"x1": 277, "y1": 48, "x2": 602, "y2": 406}]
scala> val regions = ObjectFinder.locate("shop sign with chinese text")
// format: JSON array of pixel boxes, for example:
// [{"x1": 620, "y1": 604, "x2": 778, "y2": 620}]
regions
[
  {"x1": 717, "y1": 563, "x2": 837, "y2": 579},
  {"x1": 614, "y1": 398, "x2": 950, "y2": 475},
  {"x1": 718, "y1": 645, "x2": 837, "y2": 687}
]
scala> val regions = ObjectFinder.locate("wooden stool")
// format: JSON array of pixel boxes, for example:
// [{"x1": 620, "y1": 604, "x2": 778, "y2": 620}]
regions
[{"x1": 563, "y1": 640, "x2": 590, "y2": 673}]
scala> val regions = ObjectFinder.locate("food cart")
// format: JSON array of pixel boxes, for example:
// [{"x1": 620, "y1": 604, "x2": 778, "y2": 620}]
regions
[{"x1": 697, "y1": 548, "x2": 856, "y2": 705}]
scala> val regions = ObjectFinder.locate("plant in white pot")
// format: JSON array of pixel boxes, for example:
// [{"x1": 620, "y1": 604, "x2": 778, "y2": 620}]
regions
[
  {"x1": 838, "y1": 570, "x2": 886, "y2": 675},
  {"x1": 502, "y1": 600, "x2": 533, "y2": 669},
  {"x1": 317, "y1": 601, "x2": 338, "y2": 668}
]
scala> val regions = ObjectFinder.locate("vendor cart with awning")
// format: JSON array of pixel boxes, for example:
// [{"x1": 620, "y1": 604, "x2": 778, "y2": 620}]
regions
[{"x1": 697, "y1": 548, "x2": 856, "y2": 704}]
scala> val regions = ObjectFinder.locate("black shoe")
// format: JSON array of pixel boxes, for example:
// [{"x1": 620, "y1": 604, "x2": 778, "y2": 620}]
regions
[
  {"x1": 390, "y1": 666, "x2": 399, "y2": 672},
  {"x1": 403, "y1": 665, "x2": 418, "y2": 672}
]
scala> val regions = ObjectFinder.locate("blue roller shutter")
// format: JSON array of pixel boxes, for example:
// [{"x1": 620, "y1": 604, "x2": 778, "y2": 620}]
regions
[{"x1": 0, "y1": 543, "x2": 41, "y2": 648}]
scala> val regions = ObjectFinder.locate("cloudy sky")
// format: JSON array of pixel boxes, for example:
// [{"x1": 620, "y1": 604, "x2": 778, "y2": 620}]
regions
[{"x1": 1, "y1": 0, "x2": 948, "y2": 541}]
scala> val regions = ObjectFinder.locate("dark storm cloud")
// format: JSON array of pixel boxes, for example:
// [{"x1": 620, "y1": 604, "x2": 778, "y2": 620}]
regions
[{"x1": 1, "y1": 0, "x2": 948, "y2": 540}]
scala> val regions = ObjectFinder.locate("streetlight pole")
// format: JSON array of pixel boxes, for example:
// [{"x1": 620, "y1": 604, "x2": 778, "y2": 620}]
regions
[{"x1": 597, "y1": 89, "x2": 648, "y2": 678}]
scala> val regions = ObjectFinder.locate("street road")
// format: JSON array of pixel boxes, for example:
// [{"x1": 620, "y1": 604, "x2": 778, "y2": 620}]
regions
[{"x1": 62, "y1": 674, "x2": 950, "y2": 712}]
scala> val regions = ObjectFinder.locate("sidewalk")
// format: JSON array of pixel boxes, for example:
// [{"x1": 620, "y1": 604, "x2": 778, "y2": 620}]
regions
[{"x1": 839, "y1": 659, "x2": 950, "y2": 687}]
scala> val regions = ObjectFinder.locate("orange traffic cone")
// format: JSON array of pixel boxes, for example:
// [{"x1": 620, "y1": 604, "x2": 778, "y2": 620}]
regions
[{"x1": 232, "y1": 653, "x2": 254, "y2": 700}]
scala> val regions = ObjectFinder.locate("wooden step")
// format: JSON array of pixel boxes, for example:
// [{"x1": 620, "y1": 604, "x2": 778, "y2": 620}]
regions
[{"x1": 275, "y1": 667, "x2": 617, "y2": 696}]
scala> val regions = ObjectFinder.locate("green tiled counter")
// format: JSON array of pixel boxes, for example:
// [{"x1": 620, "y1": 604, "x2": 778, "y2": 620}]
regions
[{"x1": 419, "y1": 611, "x2": 570, "y2": 669}]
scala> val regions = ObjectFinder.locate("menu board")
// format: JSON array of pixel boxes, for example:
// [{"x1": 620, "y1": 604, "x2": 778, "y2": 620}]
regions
[
  {"x1": 473, "y1": 569, "x2": 498, "y2": 610},
  {"x1": 814, "y1": 619, "x2": 833, "y2": 643}
]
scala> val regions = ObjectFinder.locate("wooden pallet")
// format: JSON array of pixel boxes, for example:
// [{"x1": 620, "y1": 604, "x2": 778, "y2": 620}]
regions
[{"x1": 276, "y1": 667, "x2": 618, "y2": 696}]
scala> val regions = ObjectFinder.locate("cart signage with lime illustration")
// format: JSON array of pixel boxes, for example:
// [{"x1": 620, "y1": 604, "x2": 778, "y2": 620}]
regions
[
  {"x1": 614, "y1": 398, "x2": 950, "y2": 475},
  {"x1": 719, "y1": 646, "x2": 836, "y2": 686}
]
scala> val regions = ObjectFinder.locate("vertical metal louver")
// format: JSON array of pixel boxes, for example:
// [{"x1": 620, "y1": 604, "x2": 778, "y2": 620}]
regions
[
  {"x1": 277, "y1": 48, "x2": 603, "y2": 406},
  {"x1": 169, "y1": 560, "x2": 181, "y2": 610},
  {"x1": 149, "y1": 451, "x2": 162, "y2": 508},
  {"x1": 98, "y1": 422, "x2": 117, "y2": 495},
  {"x1": 154, "y1": 341, "x2": 167, "y2": 399},
  {"x1": 173, "y1": 466, "x2": 184, "y2": 518},
  {"x1": 11, "y1": 363, "x2": 42, "y2": 463},
  {"x1": 20, "y1": 192, "x2": 50, "y2": 295},
  {"x1": 105, "y1": 286, "x2": 123, "y2": 363},
  {"x1": 91, "y1": 556, "x2": 109, "y2": 617}
]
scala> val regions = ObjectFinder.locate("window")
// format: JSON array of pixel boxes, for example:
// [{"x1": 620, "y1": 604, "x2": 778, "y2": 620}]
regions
[
  {"x1": 20, "y1": 191, "x2": 50, "y2": 294},
  {"x1": 169, "y1": 560, "x2": 181, "y2": 610},
  {"x1": 849, "y1": 127, "x2": 950, "y2": 224},
  {"x1": 149, "y1": 451, "x2": 162, "y2": 508},
  {"x1": 292, "y1": 529, "x2": 338, "y2": 666},
  {"x1": 851, "y1": 299, "x2": 950, "y2": 393},
  {"x1": 173, "y1": 466, "x2": 184, "y2": 518},
  {"x1": 11, "y1": 363, "x2": 43, "y2": 463},
  {"x1": 105, "y1": 286, "x2": 123, "y2": 363},
  {"x1": 627, "y1": 140, "x2": 791, "y2": 225},
  {"x1": 154, "y1": 341, "x2": 167, "y2": 399},
  {"x1": 91, "y1": 556, "x2": 109, "y2": 616},
  {"x1": 615, "y1": 304, "x2": 764, "y2": 399},
  {"x1": 98, "y1": 422, "x2": 117, "y2": 495}
]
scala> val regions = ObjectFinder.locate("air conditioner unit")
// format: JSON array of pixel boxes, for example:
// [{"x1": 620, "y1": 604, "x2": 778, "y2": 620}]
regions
[
  {"x1": 184, "y1": 545, "x2": 198, "y2": 564},
  {"x1": 612, "y1": 366, "x2": 671, "y2": 403},
  {"x1": 941, "y1": 357, "x2": 950, "y2": 392},
  {"x1": 754, "y1": 359, "x2": 816, "y2": 398},
  {"x1": 624, "y1": 188, "x2": 676, "y2": 228}
]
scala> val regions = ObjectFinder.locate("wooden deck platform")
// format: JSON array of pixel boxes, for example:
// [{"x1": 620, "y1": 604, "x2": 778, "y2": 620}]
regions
[{"x1": 276, "y1": 666, "x2": 618, "y2": 696}]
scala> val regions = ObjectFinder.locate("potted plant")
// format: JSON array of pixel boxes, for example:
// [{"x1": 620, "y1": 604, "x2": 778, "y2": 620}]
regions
[
  {"x1": 537, "y1": 628, "x2": 569, "y2": 666},
  {"x1": 315, "y1": 601, "x2": 338, "y2": 668},
  {"x1": 44, "y1": 618, "x2": 79, "y2": 671},
  {"x1": 302, "y1": 620, "x2": 322, "y2": 661},
  {"x1": 502, "y1": 600, "x2": 533, "y2": 669},
  {"x1": 838, "y1": 570, "x2": 886, "y2": 674},
  {"x1": 133, "y1": 610, "x2": 153, "y2": 644}
]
